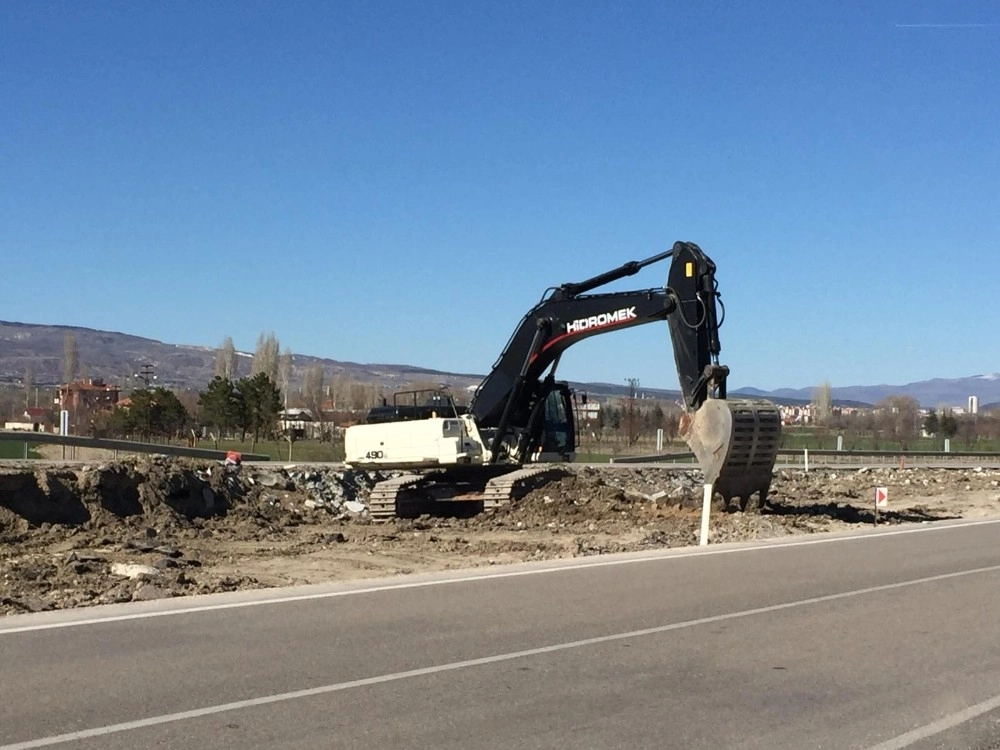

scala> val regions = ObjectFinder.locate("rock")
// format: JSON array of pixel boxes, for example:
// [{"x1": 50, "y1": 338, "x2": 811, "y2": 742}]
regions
[
  {"x1": 257, "y1": 472, "x2": 288, "y2": 489},
  {"x1": 67, "y1": 551, "x2": 106, "y2": 563},
  {"x1": 126, "y1": 539, "x2": 158, "y2": 553},
  {"x1": 132, "y1": 584, "x2": 170, "y2": 602},
  {"x1": 153, "y1": 545, "x2": 183, "y2": 558},
  {"x1": 344, "y1": 500, "x2": 366, "y2": 514},
  {"x1": 110, "y1": 563, "x2": 160, "y2": 580},
  {"x1": 152, "y1": 558, "x2": 179, "y2": 570}
]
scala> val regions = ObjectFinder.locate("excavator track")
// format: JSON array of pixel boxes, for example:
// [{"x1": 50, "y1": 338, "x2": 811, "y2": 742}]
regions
[
  {"x1": 367, "y1": 473, "x2": 432, "y2": 519},
  {"x1": 481, "y1": 465, "x2": 568, "y2": 510},
  {"x1": 366, "y1": 465, "x2": 569, "y2": 519}
]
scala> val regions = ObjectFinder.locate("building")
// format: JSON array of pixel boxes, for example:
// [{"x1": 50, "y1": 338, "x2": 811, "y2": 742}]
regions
[
  {"x1": 969, "y1": 396, "x2": 979, "y2": 415},
  {"x1": 3, "y1": 407, "x2": 56, "y2": 432},
  {"x1": 56, "y1": 379, "x2": 121, "y2": 411},
  {"x1": 779, "y1": 403, "x2": 816, "y2": 425},
  {"x1": 576, "y1": 401, "x2": 602, "y2": 423}
]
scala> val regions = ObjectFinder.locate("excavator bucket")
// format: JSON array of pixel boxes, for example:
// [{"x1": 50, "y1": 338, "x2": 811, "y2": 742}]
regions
[{"x1": 680, "y1": 398, "x2": 782, "y2": 506}]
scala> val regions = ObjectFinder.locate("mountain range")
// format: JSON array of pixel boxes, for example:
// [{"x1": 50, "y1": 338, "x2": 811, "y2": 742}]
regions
[{"x1": 0, "y1": 320, "x2": 996, "y2": 409}]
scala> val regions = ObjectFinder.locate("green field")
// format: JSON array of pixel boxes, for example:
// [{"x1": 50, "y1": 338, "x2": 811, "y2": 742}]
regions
[
  {"x1": 778, "y1": 429, "x2": 1000, "y2": 453},
  {"x1": 0, "y1": 441, "x2": 42, "y2": 459},
  {"x1": 4, "y1": 430, "x2": 997, "y2": 466},
  {"x1": 201, "y1": 438, "x2": 346, "y2": 462}
]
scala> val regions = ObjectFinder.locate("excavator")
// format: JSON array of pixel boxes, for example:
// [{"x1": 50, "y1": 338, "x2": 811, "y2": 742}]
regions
[{"x1": 345, "y1": 241, "x2": 781, "y2": 517}]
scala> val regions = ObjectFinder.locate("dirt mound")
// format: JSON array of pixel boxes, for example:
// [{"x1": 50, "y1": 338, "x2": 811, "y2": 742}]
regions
[{"x1": 2, "y1": 460, "x2": 998, "y2": 616}]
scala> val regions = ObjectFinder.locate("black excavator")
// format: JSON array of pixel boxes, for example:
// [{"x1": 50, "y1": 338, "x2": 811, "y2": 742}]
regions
[{"x1": 345, "y1": 241, "x2": 781, "y2": 517}]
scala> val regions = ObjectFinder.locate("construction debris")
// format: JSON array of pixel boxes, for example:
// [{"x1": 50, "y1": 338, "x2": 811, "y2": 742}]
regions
[{"x1": 1, "y1": 458, "x2": 998, "y2": 615}]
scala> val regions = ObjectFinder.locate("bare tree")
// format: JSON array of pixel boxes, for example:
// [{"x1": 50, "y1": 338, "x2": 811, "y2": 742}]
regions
[
  {"x1": 214, "y1": 336, "x2": 239, "y2": 380},
  {"x1": 0, "y1": 389, "x2": 17, "y2": 421},
  {"x1": 22, "y1": 367, "x2": 32, "y2": 410},
  {"x1": 63, "y1": 332, "x2": 79, "y2": 384},
  {"x1": 302, "y1": 365, "x2": 327, "y2": 439},
  {"x1": 875, "y1": 395, "x2": 920, "y2": 448},
  {"x1": 250, "y1": 332, "x2": 280, "y2": 382},
  {"x1": 812, "y1": 381, "x2": 832, "y2": 425},
  {"x1": 328, "y1": 373, "x2": 349, "y2": 409},
  {"x1": 348, "y1": 382, "x2": 380, "y2": 411},
  {"x1": 278, "y1": 347, "x2": 293, "y2": 407}
]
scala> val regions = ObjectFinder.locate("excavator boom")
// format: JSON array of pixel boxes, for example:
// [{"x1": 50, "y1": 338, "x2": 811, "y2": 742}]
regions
[{"x1": 465, "y1": 242, "x2": 780, "y2": 503}]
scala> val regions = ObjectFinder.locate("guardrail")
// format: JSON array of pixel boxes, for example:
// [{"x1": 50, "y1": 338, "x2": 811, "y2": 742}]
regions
[
  {"x1": 609, "y1": 448, "x2": 1000, "y2": 465},
  {"x1": 0, "y1": 430, "x2": 271, "y2": 462}
]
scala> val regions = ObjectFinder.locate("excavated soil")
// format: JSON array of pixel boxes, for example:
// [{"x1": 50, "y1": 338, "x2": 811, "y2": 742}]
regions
[{"x1": 2, "y1": 458, "x2": 999, "y2": 615}]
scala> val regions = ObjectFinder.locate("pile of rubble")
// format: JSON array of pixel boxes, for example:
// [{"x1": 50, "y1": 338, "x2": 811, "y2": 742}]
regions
[{"x1": 1, "y1": 458, "x2": 998, "y2": 616}]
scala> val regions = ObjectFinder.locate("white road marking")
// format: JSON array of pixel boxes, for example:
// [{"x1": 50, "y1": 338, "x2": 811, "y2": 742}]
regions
[
  {"x1": 2, "y1": 517, "x2": 999, "y2": 636},
  {"x1": 3, "y1": 563, "x2": 1000, "y2": 750},
  {"x1": 867, "y1": 691, "x2": 1000, "y2": 748}
]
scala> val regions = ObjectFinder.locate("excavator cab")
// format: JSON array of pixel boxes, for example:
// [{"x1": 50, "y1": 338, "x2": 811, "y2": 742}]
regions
[
  {"x1": 479, "y1": 380, "x2": 576, "y2": 464},
  {"x1": 522, "y1": 381, "x2": 576, "y2": 461}
]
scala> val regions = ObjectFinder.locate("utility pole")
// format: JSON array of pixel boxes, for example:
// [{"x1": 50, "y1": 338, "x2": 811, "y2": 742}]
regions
[
  {"x1": 135, "y1": 364, "x2": 156, "y2": 440},
  {"x1": 136, "y1": 364, "x2": 156, "y2": 389},
  {"x1": 625, "y1": 377, "x2": 639, "y2": 446}
]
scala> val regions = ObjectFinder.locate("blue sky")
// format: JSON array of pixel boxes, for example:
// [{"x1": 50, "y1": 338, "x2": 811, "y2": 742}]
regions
[{"x1": 2, "y1": 1, "x2": 997, "y2": 392}]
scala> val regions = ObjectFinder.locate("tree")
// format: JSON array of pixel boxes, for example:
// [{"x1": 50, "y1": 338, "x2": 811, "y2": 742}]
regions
[
  {"x1": 22, "y1": 367, "x2": 32, "y2": 410},
  {"x1": 302, "y1": 365, "x2": 328, "y2": 439},
  {"x1": 93, "y1": 405, "x2": 132, "y2": 438},
  {"x1": 198, "y1": 377, "x2": 242, "y2": 445},
  {"x1": 348, "y1": 382, "x2": 379, "y2": 411},
  {"x1": 812, "y1": 381, "x2": 832, "y2": 425},
  {"x1": 63, "y1": 332, "x2": 79, "y2": 384},
  {"x1": 128, "y1": 387, "x2": 190, "y2": 439},
  {"x1": 606, "y1": 405, "x2": 622, "y2": 433},
  {"x1": 939, "y1": 409, "x2": 959, "y2": 439},
  {"x1": 214, "y1": 336, "x2": 239, "y2": 380},
  {"x1": 923, "y1": 409, "x2": 940, "y2": 436},
  {"x1": 875, "y1": 395, "x2": 920, "y2": 448},
  {"x1": 278, "y1": 347, "x2": 293, "y2": 406},
  {"x1": 646, "y1": 403, "x2": 665, "y2": 433},
  {"x1": 251, "y1": 332, "x2": 280, "y2": 382},
  {"x1": 236, "y1": 373, "x2": 282, "y2": 447}
]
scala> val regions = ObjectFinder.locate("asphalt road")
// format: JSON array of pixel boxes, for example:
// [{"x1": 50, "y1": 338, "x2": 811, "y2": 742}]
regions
[{"x1": 3, "y1": 520, "x2": 1000, "y2": 750}]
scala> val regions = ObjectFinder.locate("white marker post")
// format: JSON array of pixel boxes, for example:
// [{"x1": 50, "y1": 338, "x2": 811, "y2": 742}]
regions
[
  {"x1": 60, "y1": 409, "x2": 69, "y2": 460},
  {"x1": 699, "y1": 483, "x2": 713, "y2": 546},
  {"x1": 874, "y1": 486, "x2": 888, "y2": 526},
  {"x1": 804, "y1": 448, "x2": 809, "y2": 472}
]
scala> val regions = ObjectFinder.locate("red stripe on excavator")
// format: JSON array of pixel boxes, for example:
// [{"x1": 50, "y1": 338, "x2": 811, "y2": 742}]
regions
[{"x1": 528, "y1": 320, "x2": 628, "y2": 363}]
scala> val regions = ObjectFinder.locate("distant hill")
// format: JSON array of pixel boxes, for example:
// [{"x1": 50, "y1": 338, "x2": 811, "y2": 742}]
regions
[
  {"x1": 738, "y1": 376, "x2": 1000, "y2": 409},
  {"x1": 0, "y1": 320, "x2": 995, "y2": 408},
  {"x1": 0, "y1": 321, "x2": 484, "y2": 393}
]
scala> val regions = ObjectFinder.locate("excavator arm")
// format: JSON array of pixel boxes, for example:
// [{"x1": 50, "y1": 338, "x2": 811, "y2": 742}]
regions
[
  {"x1": 471, "y1": 242, "x2": 727, "y2": 426},
  {"x1": 469, "y1": 241, "x2": 780, "y2": 503}
]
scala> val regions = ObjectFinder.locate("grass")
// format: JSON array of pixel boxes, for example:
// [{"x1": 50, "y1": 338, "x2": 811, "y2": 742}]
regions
[
  {"x1": 197, "y1": 438, "x2": 346, "y2": 463},
  {"x1": 0, "y1": 440, "x2": 42, "y2": 459},
  {"x1": 778, "y1": 430, "x2": 1000, "y2": 453}
]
